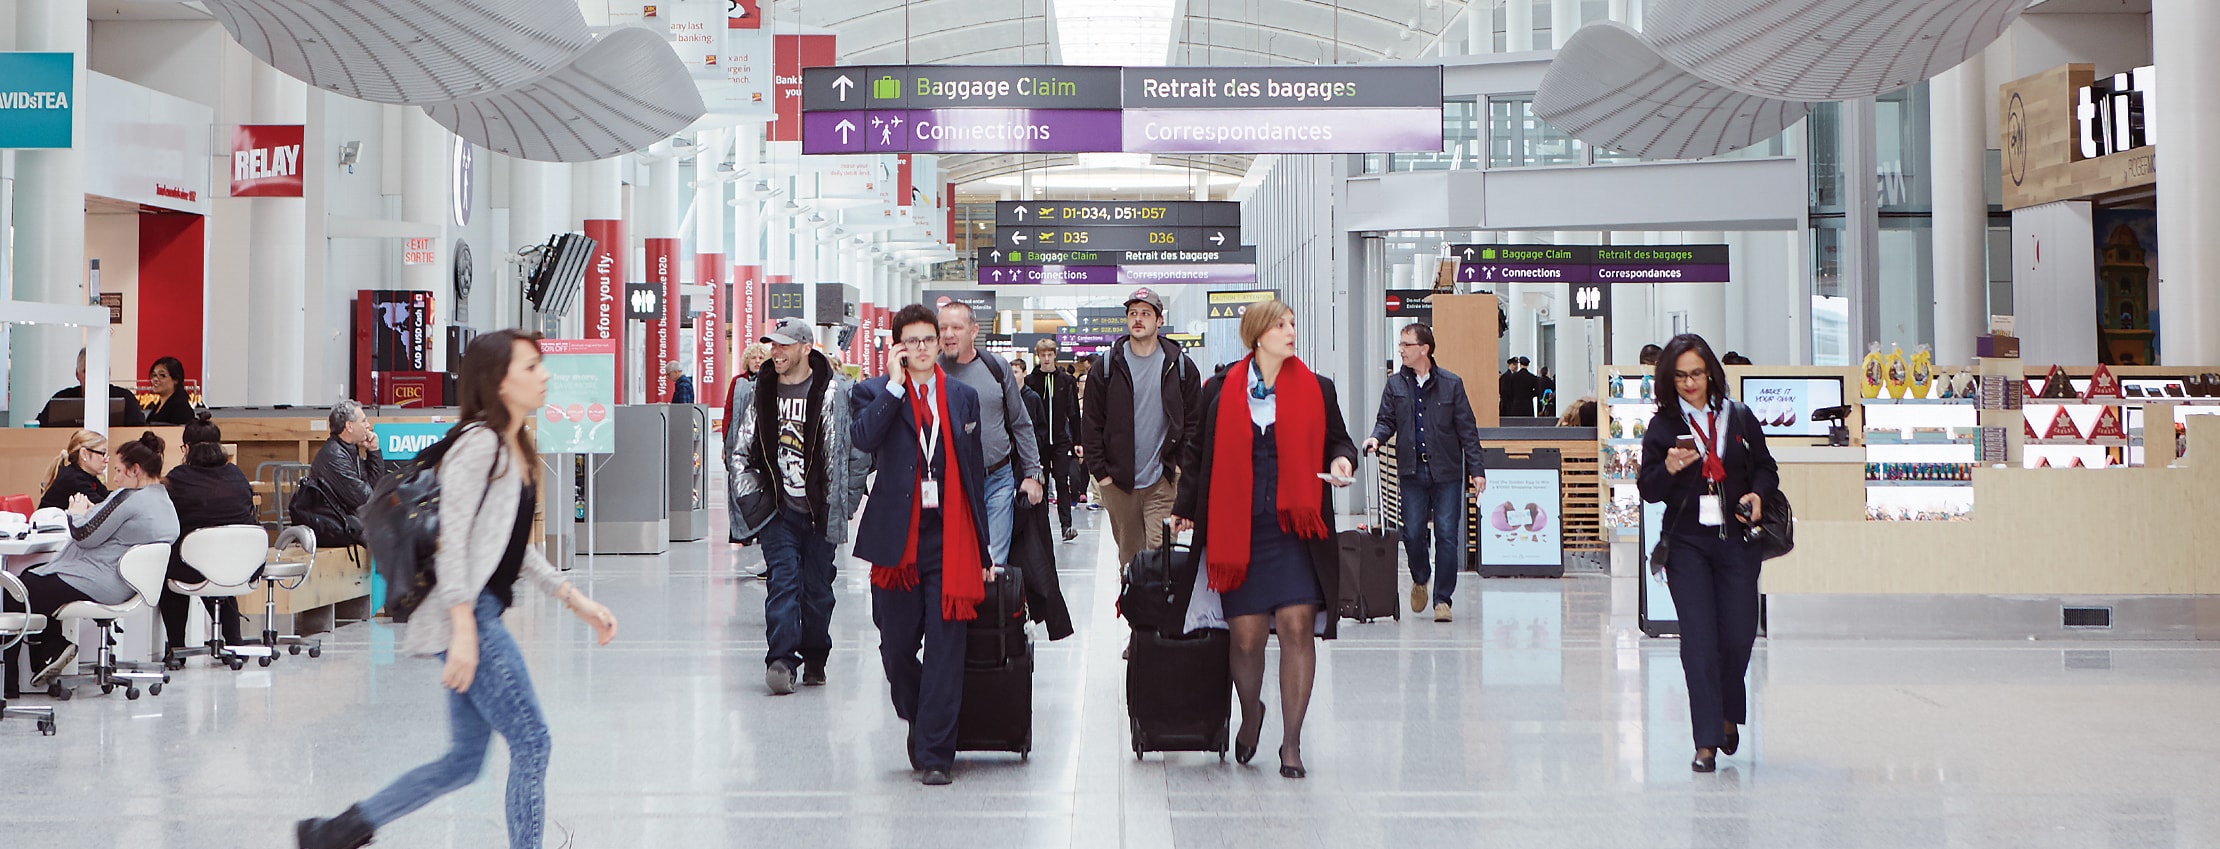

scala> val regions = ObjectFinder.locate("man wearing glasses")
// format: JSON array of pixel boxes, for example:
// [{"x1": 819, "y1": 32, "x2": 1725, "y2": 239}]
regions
[
  {"x1": 1080, "y1": 288, "x2": 1204, "y2": 569},
  {"x1": 849, "y1": 305, "x2": 996, "y2": 786},
  {"x1": 1362, "y1": 323, "x2": 1487, "y2": 622}
]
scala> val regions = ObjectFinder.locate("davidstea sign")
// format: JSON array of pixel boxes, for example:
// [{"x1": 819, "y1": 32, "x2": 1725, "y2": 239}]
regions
[
  {"x1": 0, "y1": 53, "x2": 75, "y2": 149},
  {"x1": 373, "y1": 422, "x2": 454, "y2": 461}
]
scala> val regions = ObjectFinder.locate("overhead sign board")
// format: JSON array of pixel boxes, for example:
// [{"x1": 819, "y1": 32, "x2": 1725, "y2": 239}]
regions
[
  {"x1": 925, "y1": 289, "x2": 998, "y2": 315},
  {"x1": 1076, "y1": 307, "x2": 1127, "y2": 334},
  {"x1": 802, "y1": 65, "x2": 1123, "y2": 111},
  {"x1": 1568, "y1": 281, "x2": 1612, "y2": 318},
  {"x1": 0, "y1": 52, "x2": 74, "y2": 148},
  {"x1": 979, "y1": 265, "x2": 1118, "y2": 286},
  {"x1": 995, "y1": 225, "x2": 1236, "y2": 252},
  {"x1": 995, "y1": 200, "x2": 1240, "y2": 228},
  {"x1": 765, "y1": 282, "x2": 806, "y2": 318},
  {"x1": 1446, "y1": 244, "x2": 1730, "y2": 287},
  {"x1": 1383, "y1": 289, "x2": 1435, "y2": 319},
  {"x1": 978, "y1": 246, "x2": 1256, "y2": 266},
  {"x1": 800, "y1": 64, "x2": 1443, "y2": 155}
]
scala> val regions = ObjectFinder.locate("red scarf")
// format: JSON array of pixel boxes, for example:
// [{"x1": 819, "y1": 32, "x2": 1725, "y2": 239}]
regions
[
  {"x1": 868, "y1": 368, "x2": 986, "y2": 621},
  {"x1": 1205, "y1": 354, "x2": 1330, "y2": 592}
]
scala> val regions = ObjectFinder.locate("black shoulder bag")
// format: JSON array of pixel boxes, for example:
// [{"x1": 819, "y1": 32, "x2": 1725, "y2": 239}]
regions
[{"x1": 360, "y1": 424, "x2": 492, "y2": 623}]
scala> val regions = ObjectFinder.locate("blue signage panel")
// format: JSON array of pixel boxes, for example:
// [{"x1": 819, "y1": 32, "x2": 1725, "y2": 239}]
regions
[
  {"x1": 373, "y1": 422, "x2": 453, "y2": 461},
  {"x1": 0, "y1": 52, "x2": 75, "y2": 149}
]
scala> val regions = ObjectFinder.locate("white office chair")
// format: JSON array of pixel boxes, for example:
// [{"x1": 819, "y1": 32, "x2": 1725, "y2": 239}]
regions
[
  {"x1": 241, "y1": 526, "x2": 323, "y2": 661},
  {"x1": 50, "y1": 543, "x2": 173, "y2": 701},
  {"x1": 165, "y1": 525, "x2": 271, "y2": 670},
  {"x1": 0, "y1": 572, "x2": 56, "y2": 735}
]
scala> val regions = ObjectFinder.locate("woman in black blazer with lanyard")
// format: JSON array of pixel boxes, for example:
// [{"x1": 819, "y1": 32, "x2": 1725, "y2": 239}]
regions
[{"x1": 1637, "y1": 334, "x2": 1779, "y2": 773}]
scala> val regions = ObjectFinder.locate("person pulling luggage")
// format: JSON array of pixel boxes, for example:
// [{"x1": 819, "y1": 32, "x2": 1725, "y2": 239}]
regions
[
  {"x1": 1362, "y1": 323, "x2": 1487, "y2": 622},
  {"x1": 851, "y1": 304, "x2": 996, "y2": 786}
]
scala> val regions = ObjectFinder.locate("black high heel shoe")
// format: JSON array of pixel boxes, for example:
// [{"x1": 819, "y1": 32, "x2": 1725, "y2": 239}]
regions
[
  {"x1": 1691, "y1": 748, "x2": 1717, "y2": 773},
  {"x1": 1234, "y1": 704, "x2": 1265, "y2": 765},
  {"x1": 1721, "y1": 724, "x2": 1740, "y2": 757},
  {"x1": 1278, "y1": 745, "x2": 1306, "y2": 779}
]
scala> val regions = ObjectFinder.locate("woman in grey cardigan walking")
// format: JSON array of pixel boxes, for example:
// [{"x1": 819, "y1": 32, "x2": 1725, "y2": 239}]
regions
[{"x1": 297, "y1": 330, "x2": 619, "y2": 849}]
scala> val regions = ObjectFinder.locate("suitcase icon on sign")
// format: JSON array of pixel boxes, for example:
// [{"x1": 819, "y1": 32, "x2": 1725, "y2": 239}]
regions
[{"x1": 873, "y1": 75, "x2": 901, "y2": 99}]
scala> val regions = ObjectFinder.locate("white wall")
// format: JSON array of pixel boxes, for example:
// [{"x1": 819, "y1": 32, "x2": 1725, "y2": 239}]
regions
[
  {"x1": 85, "y1": 212, "x2": 139, "y2": 380},
  {"x1": 88, "y1": 20, "x2": 226, "y2": 109},
  {"x1": 2011, "y1": 200, "x2": 2100, "y2": 364}
]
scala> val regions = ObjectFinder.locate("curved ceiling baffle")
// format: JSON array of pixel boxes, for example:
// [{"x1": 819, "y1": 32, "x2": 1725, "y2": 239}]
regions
[
  {"x1": 1641, "y1": 0, "x2": 2031, "y2": 100},
  {"x1": 422, "y1": 28, "x2": 708, "y2": 163},
  {"x1": 200, "y1": 0, "x2": 594, "y2": 104},
  {"x1": 1530, "y1": 23, "x2": 1809, "y2": 160},
  {"x1": 1535, "y1": 0, "x2": 2032, "y2": 158}
]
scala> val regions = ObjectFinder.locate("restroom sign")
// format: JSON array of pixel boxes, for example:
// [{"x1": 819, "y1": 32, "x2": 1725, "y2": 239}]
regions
[
  {"x1": 1569, "y1": 282, "x2": 1611, "y2": 318},
  {"x1": 230, "y1": 124, "x2": 304, "y2": 197}
]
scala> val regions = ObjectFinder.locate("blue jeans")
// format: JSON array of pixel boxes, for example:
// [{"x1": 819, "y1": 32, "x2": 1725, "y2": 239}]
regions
[
  {"x1": 760, "y1": 508, "x2": 837, "y2": 669},
  {"x1": 1400, "y1": 477, "x2": 1466, "y2": 607},
  {"x1": 982, "y1": 465, "x2": 1016, "y2": 567},
  {"x1": 359, "y1": 593, "x2": 550, "y2": 849}
]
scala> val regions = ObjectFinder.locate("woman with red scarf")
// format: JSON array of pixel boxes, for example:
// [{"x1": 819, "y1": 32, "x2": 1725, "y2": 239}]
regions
[
  {"x1": 849, "y1": 304, "x2": 993, "y2": 787},
  {"x1": 1170, "y1": 299, "x2": 1357, "y2": 779}
]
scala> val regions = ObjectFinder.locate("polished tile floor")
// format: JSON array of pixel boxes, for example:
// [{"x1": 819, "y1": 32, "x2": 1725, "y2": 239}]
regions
[{"x1": 6, "y1": 503, "x2": 2220, "y2": 848}]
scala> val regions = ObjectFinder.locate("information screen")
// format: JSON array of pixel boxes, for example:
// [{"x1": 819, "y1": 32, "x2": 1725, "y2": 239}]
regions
[{"x1": 1739, "y1": 377, "x2": 1846, "y2": 437}]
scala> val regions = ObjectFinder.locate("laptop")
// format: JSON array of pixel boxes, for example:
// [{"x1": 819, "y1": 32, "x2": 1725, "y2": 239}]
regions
[{"x1": 39, "y1": 397, "x2": 130, "y2": 428}]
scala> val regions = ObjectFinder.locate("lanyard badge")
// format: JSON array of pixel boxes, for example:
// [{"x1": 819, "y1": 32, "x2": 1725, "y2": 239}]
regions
[{"x1": 916, "y1": 381, "x2": 943, "y2": 510}]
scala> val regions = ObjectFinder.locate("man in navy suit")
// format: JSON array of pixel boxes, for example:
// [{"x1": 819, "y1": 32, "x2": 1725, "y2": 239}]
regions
[{"x1": 850, "y1": 303, "x2": 995, "y2": 786}]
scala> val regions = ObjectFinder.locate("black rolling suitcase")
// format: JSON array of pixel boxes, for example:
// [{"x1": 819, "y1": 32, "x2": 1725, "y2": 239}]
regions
[
  {"x1": 1336, "y1": 462, "x2": 1402, "y2": 622},
  {"x1": 1126, "y1": 629, "x2": 1232, "y2": 760},
  {"x1": 956, "y1": 569, "x2": 1033, "y2": 758}
]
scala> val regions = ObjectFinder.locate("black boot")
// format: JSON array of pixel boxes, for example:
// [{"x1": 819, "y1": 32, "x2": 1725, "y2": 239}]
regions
[{"x1": 296, "y1": 805, "x2": 375, "y2": 849}]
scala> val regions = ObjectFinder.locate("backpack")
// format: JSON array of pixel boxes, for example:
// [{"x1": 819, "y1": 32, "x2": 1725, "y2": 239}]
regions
[{"x1": 361, "y1": 424, "x2": 490, "y2": 622}]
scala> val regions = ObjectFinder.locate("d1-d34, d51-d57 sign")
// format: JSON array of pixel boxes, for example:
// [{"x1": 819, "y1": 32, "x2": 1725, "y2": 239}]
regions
[{"x1": 800, "y1": 65, "x2": 1441, "y2": 155}]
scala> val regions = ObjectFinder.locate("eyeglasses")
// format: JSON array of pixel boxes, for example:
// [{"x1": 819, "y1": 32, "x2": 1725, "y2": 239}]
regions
[
  {"x1": 85, "y1": 447, "x2": 108, "y2": 456},
  {"x1": 1397, "y1": 342, "x2": 1427, "y2": 348},
  {"x1": 899, "y1": 336, "x2": 938, "y2": 347},
  {"x1": 1673, "y1": 370, "x2": 1708, "y2": 383}
]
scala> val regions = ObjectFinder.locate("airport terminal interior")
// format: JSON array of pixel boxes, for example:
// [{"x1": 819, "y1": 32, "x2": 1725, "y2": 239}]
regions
[{"x1": 5, "y1": 0, "x2": 2220, "y2": 847}]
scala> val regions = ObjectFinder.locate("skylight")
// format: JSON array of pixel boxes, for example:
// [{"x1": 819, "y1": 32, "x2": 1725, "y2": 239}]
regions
[{"x1": 1053, "y1": 0, "x2": 1178, "y2": 66}]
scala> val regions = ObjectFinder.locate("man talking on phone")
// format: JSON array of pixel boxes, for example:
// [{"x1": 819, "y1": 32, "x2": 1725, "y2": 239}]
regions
[
  {"x1": 1363, "y1": 323, "x2": 1486, "y2": 622},
  {"x1": 849, "y1": 304, "x2": 995, "y2": 786}
]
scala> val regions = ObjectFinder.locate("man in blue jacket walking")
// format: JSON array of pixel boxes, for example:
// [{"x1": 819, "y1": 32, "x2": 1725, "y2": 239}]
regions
[
  {"x1": 1364, "y1": 323, "x2": 1487, "y2": 622},
  {"x1": 849, "y1": 304, "x2": 995, "y2": 787}
]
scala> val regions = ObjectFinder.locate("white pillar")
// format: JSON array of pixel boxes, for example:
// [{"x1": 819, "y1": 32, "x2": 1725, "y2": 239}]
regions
[
  {"x1": 246, "y1": 62, "x2": 308, "y2": 404},
  {"x1": 400, "y1": 111, "x2": 450, "y2": 369},
  {"x1": 1468, "y1": 3, "x2": 1493, "y2": 55},
  {"x1": 1506, "y1": 0, "x2": 1535, "y2": 52},
  {"x1": 8, "y1": 0, "x2": 88, "y2": 419},
  {"x1": 1549, "y1": 0, "x2": 1582, "y2": 50},
  {"x1": 1930, "y1": 55, "x2": 1988, "y2": 366},
  {"x1": 2155, "y1": 0, "x2": 2220, "y2": 365}
]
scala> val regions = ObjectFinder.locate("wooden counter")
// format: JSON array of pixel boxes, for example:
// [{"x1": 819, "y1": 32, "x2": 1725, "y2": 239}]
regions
[{"x1": 0, "y1": 427, "x2": 184, "y2": 500}]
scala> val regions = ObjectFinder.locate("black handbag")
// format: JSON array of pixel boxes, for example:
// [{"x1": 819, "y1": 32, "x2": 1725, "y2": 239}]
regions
[
  {"x1": 1118, "y1": 522, "x2": 1201, "y2": 637},
  {"x1": 360, "y1": 424, "x2": 488, "y2": 623}
]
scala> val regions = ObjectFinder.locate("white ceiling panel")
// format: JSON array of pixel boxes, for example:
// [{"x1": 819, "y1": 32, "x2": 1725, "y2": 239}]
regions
[
  {"x1": 423, "y1": 28, "x2": 707, "y2": 162},
  {"x1": 200, "y1": 0, "x2": 593, "y2": 105},
  {"x1": 1532, "y1": 22, "x2": 1809, "y2": 160},
  {"x1": 1642, "y1": 0, "x2": 2030, "y2": 100}
]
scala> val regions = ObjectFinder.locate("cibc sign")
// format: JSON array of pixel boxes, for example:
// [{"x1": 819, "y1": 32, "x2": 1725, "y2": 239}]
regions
[{"x1": 230, "y1": 124, "x2": 304, "y2": 197}]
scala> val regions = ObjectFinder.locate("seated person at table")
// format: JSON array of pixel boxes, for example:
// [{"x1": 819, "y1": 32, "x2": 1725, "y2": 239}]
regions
[
  {"x1": 37, "y1": 430, "x2": 110, "y2": 511},
  {"x1": 159, "y1": 412, "x2": 257, "y2": 653},
  {"x1": 290, "y1": 400, "x2": 385, "y2": 548},
  {"x1": 142, "y1": 355, "x2": 198, "y2": 426},
  {"x1": 2, "y1": 432, "x2": 180, "y2": 690},
  {"x1": 35, "y1": 348, "x2": 149, "y2": 427}
]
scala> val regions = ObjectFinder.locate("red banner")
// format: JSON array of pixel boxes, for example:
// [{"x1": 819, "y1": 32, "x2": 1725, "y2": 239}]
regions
[
  {"x1": 583, "y1": 219, "x2": 626, "y2": 390},
  {"x1": 945, "y1": 181, "x2": 957, "y2": 248},
  {"x1": 873, "y1": 305, "x2": 890, "y2": 375},
  {"x1": 697, "y1": 253, "x2": 728, "y2": 407},
  {"x1": 645, "y1": 237, "x2": 681, "y2": 401},
  {"x1": 897, "y1": 155, "x2": 913, "y2": 207},
  {"x1": 770, "y1": 34, "x2": 836, "y2": 143},
  {"x1": 231, "y1": 124, "x2": 305, "y2": 198},
  {"x1": 727, "y1": 0, "x2": 761, "y2": 29},
  {"x1": 736, "y1": 264, "x2": 764, "y2": 345}
]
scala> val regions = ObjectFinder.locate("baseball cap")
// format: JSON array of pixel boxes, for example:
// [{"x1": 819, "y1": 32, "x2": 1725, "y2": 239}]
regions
[
  {"x1": 1123, "y1": 287, "x2": 1165, "y2": 316},
  {"x1": 761, "y1": 318, "x2": 815, "y2": 346}
]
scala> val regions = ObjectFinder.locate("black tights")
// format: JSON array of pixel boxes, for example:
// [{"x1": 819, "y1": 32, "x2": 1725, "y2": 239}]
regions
[
  {"x1": 1228, "y1": 604, "x2": 1319, "y2": 769},
  {"x1": 2, "y1": 572, "x2": 95, "y2": 698},
  {"x1": 160, "y1": 561, "x2": 245, "y2": 649}
]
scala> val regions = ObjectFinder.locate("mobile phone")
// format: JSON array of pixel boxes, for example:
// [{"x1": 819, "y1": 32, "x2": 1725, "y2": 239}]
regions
[
  {"x1": 1676, "y1": 434, "x2": 1699, "y2": 450},
  {"x1": 1316, "y1": 472, "x2": 1355, "y2": 485}
]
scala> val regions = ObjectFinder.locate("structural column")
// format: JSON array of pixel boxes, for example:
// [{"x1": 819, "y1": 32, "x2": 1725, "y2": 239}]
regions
[
  {"x1": 8, "y1": 0, "x2": 88, "y2": 418},
  {"x1": 642, "y1": 143, "x2": 681, "y2": 401},
  {"x1": 577, "y1": 158, "x2": 626, "y2": 399},
  {"x1": 246, "y1": 61, "x2": 308, "y2": 404},
  {"x1": 2154, "y1": 0, "x2": 2220, "y2": 365},
  {"x1": 1505, "y1": 0, "x2": 1535, "y2": 52},
  {"x1": 1929, "y1": 54, "x2": 1988, "y2": 366}
]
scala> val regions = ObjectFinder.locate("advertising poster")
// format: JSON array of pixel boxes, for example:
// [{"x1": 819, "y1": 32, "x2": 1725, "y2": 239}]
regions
[
  {"x1": 2093, "y1": 208, "x2": 2158, "y2": 365},
  {"x1": 1478, "y1": 466, "x2": 1561, "y2": 567},
  {"x1": 539, "y1": 339, "x2": 618, "y2": 454},
  {"x1": 372, "y1": 422, "x2": 454, "y2": 461},
  {"x1": 1740, "y1": 377, "x2": 1846, "y2": 438}
]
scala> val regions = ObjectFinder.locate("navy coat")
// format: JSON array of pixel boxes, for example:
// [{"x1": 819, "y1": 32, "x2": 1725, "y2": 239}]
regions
[{"x1": 850, "y1": 374, "x2": 994, "y2": 573}]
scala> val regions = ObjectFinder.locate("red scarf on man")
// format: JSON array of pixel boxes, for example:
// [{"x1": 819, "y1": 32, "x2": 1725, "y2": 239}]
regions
[
  {"x1": 1204, "y1": 354, "x2": 1330, "y2": 592},
  {"x1": 868, "y1": 367, "x2": 986, "y2": 622}
]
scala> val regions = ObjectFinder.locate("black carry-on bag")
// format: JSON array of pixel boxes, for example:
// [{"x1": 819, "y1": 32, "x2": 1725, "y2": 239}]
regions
[
  {"x1": 1126, "y1": 628, "x2": 1232, "y2": 760},
  {"x1": 1117, "y1": 520, "x2": 1200, "y2": 636},
  {"x1": 1335, "y1": 458, "x2": 1402, "y2": 622},
  {"x1": 955, "y1": 568, "x2": 1033, "y2": 758}
]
